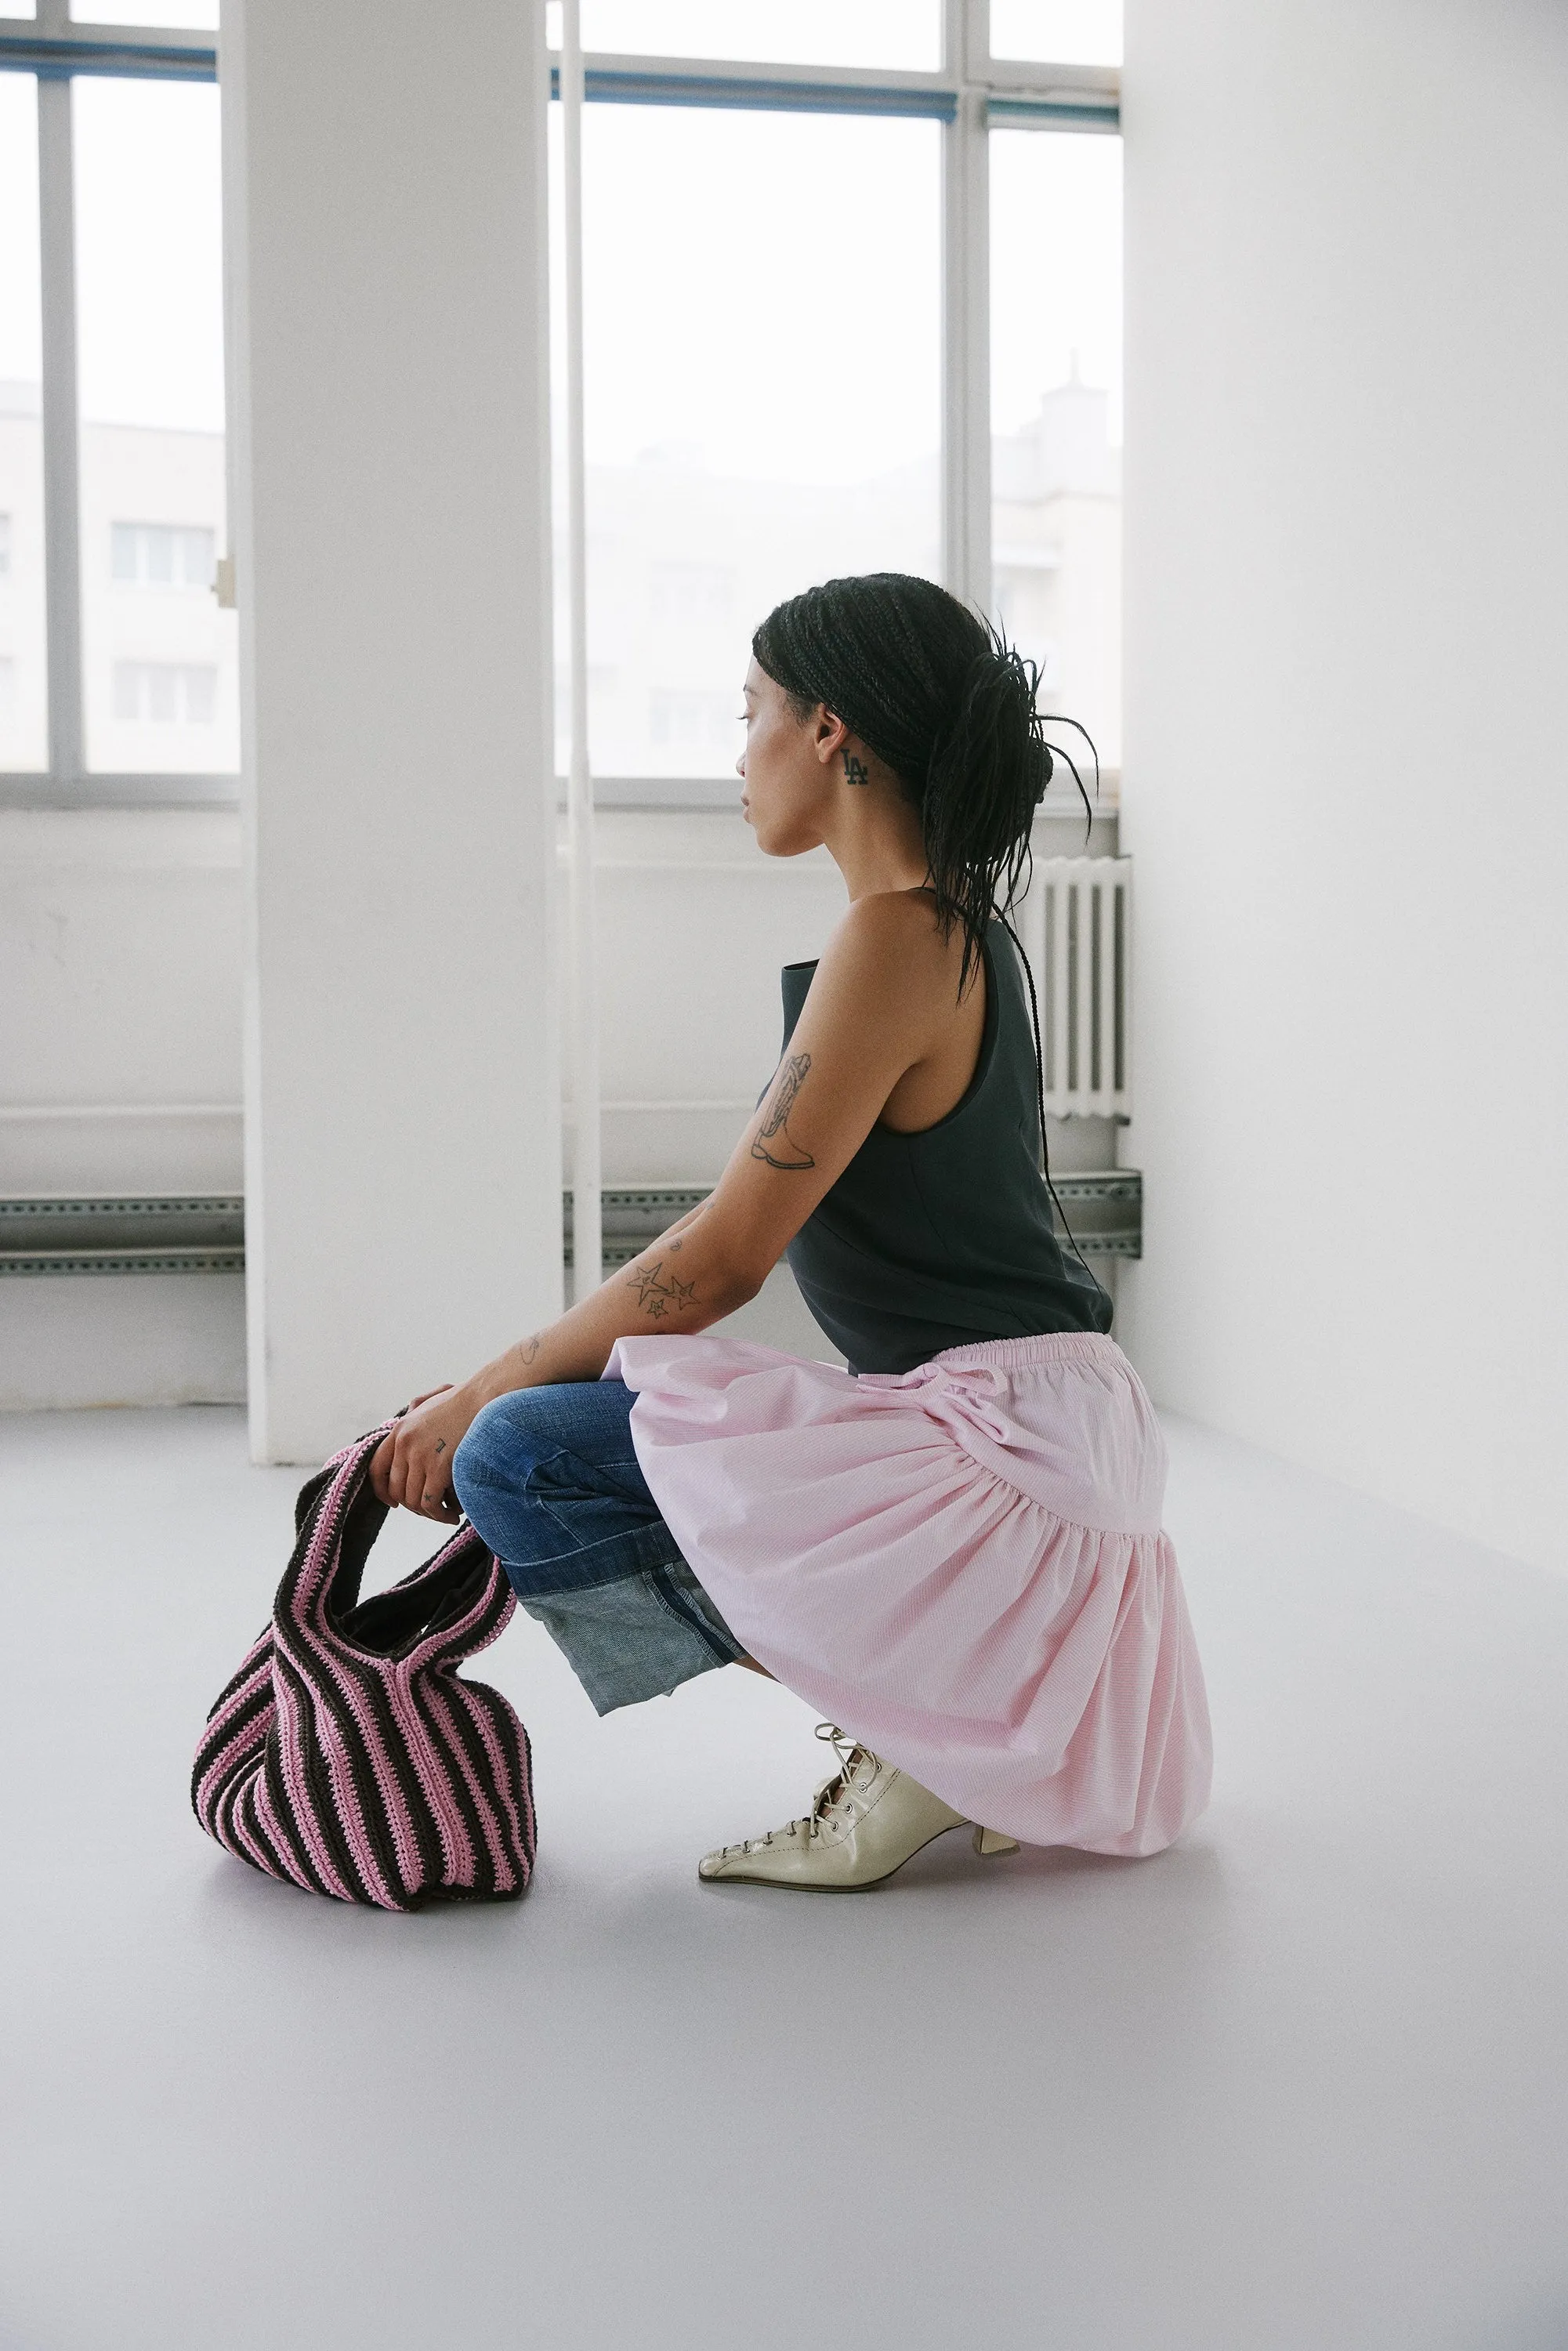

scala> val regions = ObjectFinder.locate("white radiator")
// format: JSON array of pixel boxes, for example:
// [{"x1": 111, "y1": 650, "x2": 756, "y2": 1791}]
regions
[{"x1": 1016, "y1": 857, "x2": 1132, "y2": 1121}]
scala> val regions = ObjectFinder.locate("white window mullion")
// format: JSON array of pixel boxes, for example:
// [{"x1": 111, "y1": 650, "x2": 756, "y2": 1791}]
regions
[
  {"x1": 560, "y1": 0, "x2": 603, "y2": 1299},
  {"x1": 940, "y1": 0, "x2": 991, "y2": 615},
  {"x1": 37, "y1": 69, "x2": 85, "y2": 786}
]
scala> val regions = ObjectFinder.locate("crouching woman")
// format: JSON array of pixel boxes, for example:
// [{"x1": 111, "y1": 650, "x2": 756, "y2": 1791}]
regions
[{"x1": 371, "y1": 573, "x2": 1211, "y2": 1890}]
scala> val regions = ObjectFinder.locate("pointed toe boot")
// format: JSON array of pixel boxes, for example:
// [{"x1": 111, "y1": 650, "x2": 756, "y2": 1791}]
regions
[{"x1": 698, "y1": 1723, "x2": 1021, "y2": 1892}]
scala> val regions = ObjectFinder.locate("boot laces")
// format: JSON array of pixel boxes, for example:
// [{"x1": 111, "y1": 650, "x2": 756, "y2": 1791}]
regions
[{"x1": 717, "y1": 1723, "x2": 878, "y2": 1858}]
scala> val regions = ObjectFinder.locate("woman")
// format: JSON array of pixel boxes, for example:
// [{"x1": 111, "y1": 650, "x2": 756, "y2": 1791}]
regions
[{"x1": 371, "y1": 573, "x2": 1211, "y2": 1891}]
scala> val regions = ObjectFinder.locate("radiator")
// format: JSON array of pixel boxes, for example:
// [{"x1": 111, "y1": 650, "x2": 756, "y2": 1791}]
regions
[{"x1": 1016, "y1": 857, "x2": 1132, "y2": 1121}]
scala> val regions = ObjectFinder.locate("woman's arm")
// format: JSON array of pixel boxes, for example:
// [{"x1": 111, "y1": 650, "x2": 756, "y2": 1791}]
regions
[
  {"x1": 374, "y1": 890, "x2": 968, "y2": 1520},
  {"x1": 370, "y1": 1199, "x2": 742, "y2": 1517}
]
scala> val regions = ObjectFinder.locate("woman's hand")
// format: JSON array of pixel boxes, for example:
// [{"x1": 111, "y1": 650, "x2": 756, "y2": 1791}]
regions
[{"x1": 370, "y1": 1384, "x2": 481, "y2": 1523}]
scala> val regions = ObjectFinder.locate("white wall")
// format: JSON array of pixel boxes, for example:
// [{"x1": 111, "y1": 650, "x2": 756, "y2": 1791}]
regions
[
  {"x1": 0, "y1": 808, "x2": 242, "y2": 1196},
  {"x1": 1118, "y1": 0, "x2": 1568, "y2": 1568},
  {"x1": 0, "y1": 796, "x2": 1118, "y2": 1407},
  {"x1": 223, "y1": 0, "x2": 560, "y2": 1462},
  {"x1": 0, "y1": 805, "x2": 244, "y2": 1406}
]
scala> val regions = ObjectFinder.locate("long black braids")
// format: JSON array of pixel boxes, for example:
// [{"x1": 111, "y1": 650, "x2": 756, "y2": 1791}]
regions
[{"x1": 751, "y1": 571, "x2": 1103, "y2": 1281}]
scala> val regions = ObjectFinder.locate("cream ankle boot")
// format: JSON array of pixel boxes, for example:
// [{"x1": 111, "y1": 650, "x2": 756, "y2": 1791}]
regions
[{"x1": 697, "y1": 1724, "x2": 1021, "y2": 1892}]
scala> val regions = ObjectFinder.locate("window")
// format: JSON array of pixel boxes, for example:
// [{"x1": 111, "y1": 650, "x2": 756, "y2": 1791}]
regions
[
  {"x1": 74, "y1": 74, "x2": 234, "y2": 776},
  {"x1": 2, "y1": 2, "x2": 1121, "y2": 799},
  {"x1": 547, "y1": 6, "x2": 1121, "y2": 792},
  {"x1": 110, "y1": 521, "x2": 215, "y2": 590},
  {"x1": 0, "y1": 37, "x2": 234, "y2": 790},
  {"x1": 0, "y1": 70, "x2": 46, "y2": 773},
  {"x1": 559, "y1": 99, "x2": 942, "y2": 780},
  {"x1": 112, "y1": 658, "x2": 216, "y2": 725},
  {"x1": 990, "y1": 128, "x2": 1123, "y2": 767}
]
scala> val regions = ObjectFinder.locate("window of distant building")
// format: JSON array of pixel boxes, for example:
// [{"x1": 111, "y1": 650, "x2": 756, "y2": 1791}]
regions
[
  {"x1": 112, "y1": 659, "x2": 218, "y2": 726},
  {"x1": 649, "y1": 688, "x2": 738, "y2": 755},
  {"x1": 649, "y1": 561, "x2": 737, "y2": 627},
  {"x1": 110, "y1": 522, "x2": 216, "y2": 590}
]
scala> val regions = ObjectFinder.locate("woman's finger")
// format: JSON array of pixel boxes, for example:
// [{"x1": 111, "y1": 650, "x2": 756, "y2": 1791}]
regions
[
  {"x1": 369, "y1": 1432, "x2": 395, "y2": 1504},
  {"x1": 387, "y1": 1425, "x2": 414, "y2": 1510}
]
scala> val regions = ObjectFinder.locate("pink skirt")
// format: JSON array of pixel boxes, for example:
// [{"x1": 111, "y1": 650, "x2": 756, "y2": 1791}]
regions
[{"x1": 603, "y1": 1330, "x2": 1211, "y2": 1857}]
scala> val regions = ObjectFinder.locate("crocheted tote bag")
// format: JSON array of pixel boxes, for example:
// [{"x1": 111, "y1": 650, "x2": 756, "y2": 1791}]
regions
[{"x1": 192, "y1": 1423, "x2": 535, "y2": 1910}]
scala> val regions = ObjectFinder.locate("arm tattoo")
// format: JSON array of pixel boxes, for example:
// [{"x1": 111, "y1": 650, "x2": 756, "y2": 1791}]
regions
[
  {"x1": 624, "y1": 1259, "x2": 699, "y2": 1320},
  {"x1": 842, "y1": 750, "x2": 870, "y2": 787},
  {"x1": 520, "y1": 1335, "x2": 541, "y2": 1364},
  {"x1": 751, "y1": 1052, "x2": 816, "y2": 1169}
]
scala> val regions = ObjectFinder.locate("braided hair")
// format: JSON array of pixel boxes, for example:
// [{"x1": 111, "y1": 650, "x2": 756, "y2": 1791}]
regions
[{"x1": 751, "y1": 571, "x2": 1095, "y2": 993}]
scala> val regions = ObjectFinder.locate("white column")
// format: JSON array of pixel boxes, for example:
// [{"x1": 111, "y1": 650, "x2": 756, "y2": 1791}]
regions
[{"x1": 223, "y1": 0, "x2": 560, "y2": 1462}]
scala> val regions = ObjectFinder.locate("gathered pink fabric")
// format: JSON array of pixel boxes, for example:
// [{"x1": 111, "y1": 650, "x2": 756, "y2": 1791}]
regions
[{"x1": 605, "y1": 1331, "x2": 1211, "y2": 1857}]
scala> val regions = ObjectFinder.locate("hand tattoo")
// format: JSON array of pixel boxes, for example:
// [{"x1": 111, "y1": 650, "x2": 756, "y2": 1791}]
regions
[
  {"x1": 751, "y1": 1052, "x2": 816, "y2": 1169},
  {"x1": 625, "y1": 1259, "x2": 700, "y2": 1320},
  {"x1": 842, "y1": 750, "x2": 870, "y2": 786},
  {"x1": 433, "y1": 1439, "x2": 446, "y2": 1455}
]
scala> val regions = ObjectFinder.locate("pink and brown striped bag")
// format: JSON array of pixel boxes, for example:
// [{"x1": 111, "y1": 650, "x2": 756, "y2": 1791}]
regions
[{"x1": 192, "y1": 1423, "x2": 535, "y2": 1910}]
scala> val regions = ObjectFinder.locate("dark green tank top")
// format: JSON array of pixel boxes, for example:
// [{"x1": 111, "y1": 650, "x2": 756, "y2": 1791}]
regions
[{"x1": 779, "y1": 922, "x2": 1113, "y2": 1375}]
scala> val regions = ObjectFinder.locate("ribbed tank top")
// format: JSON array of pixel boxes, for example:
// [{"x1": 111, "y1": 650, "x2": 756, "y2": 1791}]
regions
[{"x1": 780, "y1": 922, "x2": 1113, "y2": 1375}]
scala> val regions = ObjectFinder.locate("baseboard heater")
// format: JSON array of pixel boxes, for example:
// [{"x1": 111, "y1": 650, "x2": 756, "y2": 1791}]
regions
[
  {"x1": 0, "y1": 1196, "x2": 247, "y2": 1277},
  {"x1": 0, "y1": 1175, "x2": 1142, "y2": 1278},
  {"x1": 567, "y1": 1172, "x2": 1143, "y2": 1267}
]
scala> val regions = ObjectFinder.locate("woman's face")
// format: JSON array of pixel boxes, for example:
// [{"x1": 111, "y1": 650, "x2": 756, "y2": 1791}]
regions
[{"x1": 737, "y1": 658, "x2": 838, "y2": 857}]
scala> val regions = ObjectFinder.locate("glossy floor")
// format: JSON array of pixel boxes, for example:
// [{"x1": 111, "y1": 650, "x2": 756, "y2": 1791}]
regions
[{"x1": 2, "y1": 1404, "x2": 1566, "y2": 2351}]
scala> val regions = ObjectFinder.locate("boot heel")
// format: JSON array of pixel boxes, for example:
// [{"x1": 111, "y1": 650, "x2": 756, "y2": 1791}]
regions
[{"x1": 972, "y1": 1824, "x2": 1020, "y2": 1858}]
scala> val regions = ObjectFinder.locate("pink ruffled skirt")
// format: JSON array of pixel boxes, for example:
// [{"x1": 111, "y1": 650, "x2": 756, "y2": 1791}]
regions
[{"x1": 603, "y1": 1331, "x2": 1211, "y2": 1857}]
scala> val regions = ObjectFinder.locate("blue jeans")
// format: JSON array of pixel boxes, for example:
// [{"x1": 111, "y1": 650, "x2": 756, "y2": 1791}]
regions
[{"x1": 451, "y1": 1378, "x2": 744, "y2": 1715}]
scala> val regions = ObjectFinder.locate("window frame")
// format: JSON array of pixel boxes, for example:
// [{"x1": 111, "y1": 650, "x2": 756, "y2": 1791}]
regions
[{"x1": 0, "y1": 0, "x2": 1119, "y2": 810}]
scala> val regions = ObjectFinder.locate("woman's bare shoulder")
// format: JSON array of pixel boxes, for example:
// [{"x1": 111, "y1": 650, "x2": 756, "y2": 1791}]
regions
[
  {"x1": 823, "y1": 888, "x2": 968, "y2": 998},
  {"x1": 829, "y1": 886, "x2": 954, "y2": 955}
]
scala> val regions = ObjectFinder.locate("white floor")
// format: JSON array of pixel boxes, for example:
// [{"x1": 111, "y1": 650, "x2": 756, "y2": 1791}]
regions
[{"x1": 3, "y1": 1407, "x2": 1567, "y2": 2351}]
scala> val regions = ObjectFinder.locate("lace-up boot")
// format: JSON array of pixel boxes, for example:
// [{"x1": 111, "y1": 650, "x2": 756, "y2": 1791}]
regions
[{"x1": 697, "y1": 1724, "x2": 1020, "y2": 1891}]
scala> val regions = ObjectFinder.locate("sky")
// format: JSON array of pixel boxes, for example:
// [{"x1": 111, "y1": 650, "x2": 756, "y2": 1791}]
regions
[
  {"x1": 0, "y1": 71, "x2": 227, "y2": 428},
  {"x1": 574, "y1": 0, "x2": 939, "y2": 70},
  {"x1": 562, "y1": 103, "x2": 943, "y2": 485},
  {"x1": 563, "y1": 1, "x2": 1119, "y2": 71},
  {"x1": 73, "y1": 76, "x2": 227, "y2": 433},
  {"x1": 0, "y1": 73, "x2": 41, "y2": 382},
  {"x1": 557, "y1": 106, "x2": 1121, "y2": 488}
]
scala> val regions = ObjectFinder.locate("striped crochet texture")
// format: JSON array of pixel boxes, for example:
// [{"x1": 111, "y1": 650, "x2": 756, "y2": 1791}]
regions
[{"x1": 192, "y1": 1425, "x2": 535, "y2": 1910}]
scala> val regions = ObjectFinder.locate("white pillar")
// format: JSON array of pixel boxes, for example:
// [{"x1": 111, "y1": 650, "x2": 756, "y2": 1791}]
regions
[{"x1": 222, "y1": 0, "x2": 560, "y2": 1463}]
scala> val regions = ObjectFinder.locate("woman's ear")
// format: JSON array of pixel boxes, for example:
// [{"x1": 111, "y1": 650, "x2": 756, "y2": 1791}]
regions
[{"x1": 813, "y1": 706, "x2": 849, "y2": 766}]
